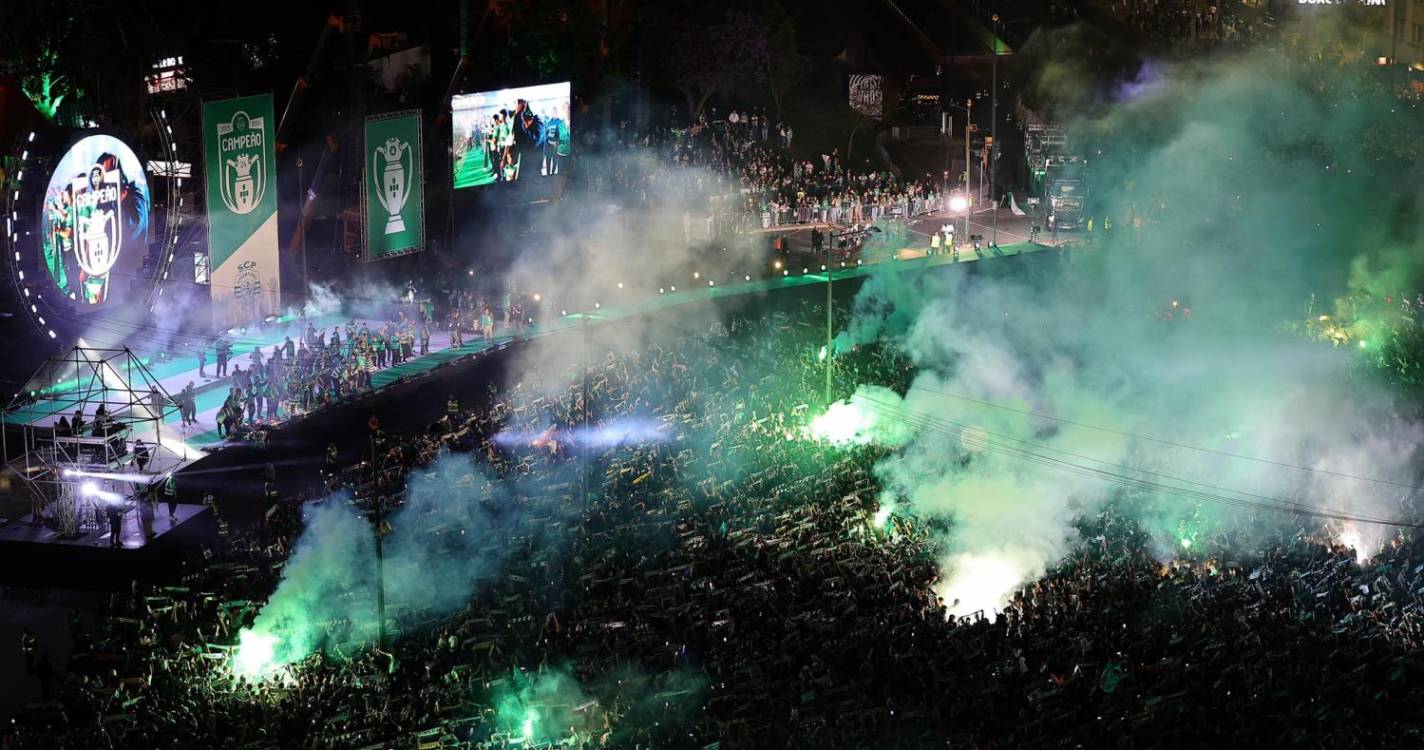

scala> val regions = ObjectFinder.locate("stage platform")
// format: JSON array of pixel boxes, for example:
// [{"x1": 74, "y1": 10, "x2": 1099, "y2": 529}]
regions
[
  {"x1": 0, "y1": 231, "x2": 1058, "y2": 590},
  {"x1": 0, "y1": 503, "x2": 218, "y2": 588},
  {"x1": 8, "y1": 232, "x2": 1053, "y2": 462}
]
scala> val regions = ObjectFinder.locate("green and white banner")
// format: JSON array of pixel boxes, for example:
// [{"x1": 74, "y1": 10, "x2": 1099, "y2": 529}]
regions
[
  {"x1": 203, "y1": 94, "x2": 281, "y2": 326},
  {"x1": 364, "y1": 110, "x2": 424, "y2": 261}
]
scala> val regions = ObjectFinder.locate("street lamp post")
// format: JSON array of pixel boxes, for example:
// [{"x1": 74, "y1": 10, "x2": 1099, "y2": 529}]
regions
[
  {"x1": 367, "y1": 421, "x2": 386, "y2": 649},
  {"x1": 942, "y1": 100, "x2": 975, "y2": 247},
  {"x1": 991, "y1": 15, "x2": 1000, "y2": 247},
  {"x1": 964, "y1": 99, "x2": 972, "y2": 242},
  {"x1": 297, "y1": 156, "x2": 309, "y2": 297}
]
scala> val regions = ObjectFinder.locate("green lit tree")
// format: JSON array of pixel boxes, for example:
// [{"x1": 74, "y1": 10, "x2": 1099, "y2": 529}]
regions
[{"x1": 0, "y1": 0, "x2": 101, "y2": 122}]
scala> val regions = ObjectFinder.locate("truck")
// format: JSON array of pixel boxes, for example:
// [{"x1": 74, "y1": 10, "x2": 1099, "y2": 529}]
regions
[
  {"x1": 1021, "y1": 112, "x2": 1090, "y2": 231},
  {"x1": 1042, "y1": 155, "x2": 1088, "y2": 231}
]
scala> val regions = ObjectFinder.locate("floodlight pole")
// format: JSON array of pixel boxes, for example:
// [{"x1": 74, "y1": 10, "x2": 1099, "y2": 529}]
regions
[
  {"x1": 370, "y1": 427, "x2": 386, "y2": 649},
  {"x1": 581, "y1": 313, "x2": 590, "y2": 525},
  {"x1": 825, "y1": 230, "x2": 833, "y2": 404},
  {"x1": 297, "y1": 157, "x2": 310, "y2": 296}
]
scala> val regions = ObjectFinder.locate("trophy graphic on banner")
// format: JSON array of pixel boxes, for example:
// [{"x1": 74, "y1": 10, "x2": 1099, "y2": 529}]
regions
[
  {"x1": 374, "y1": 137, "x2": 412, "y2": 235},
  {"x1": 227, "y1": 154, "x2": 259, "y2": 214}
]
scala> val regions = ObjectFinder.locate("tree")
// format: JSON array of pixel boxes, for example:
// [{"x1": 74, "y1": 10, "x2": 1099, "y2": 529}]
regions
[
  {"x1": 845, "y1": 106, "x2": 877, "y2": 165},
  {"x1": 758, "y1": 1, "x2": 808, "y2": 122},
  {"x1": 0, "y1": 0, "x2": 104, "y2": 122},
  {"x1": 651, "y1": 6, "x2": 766, "y2": 124}
]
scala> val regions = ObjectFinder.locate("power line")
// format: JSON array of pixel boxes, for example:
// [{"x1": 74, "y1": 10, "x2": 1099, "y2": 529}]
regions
[
  {"x1": 898, "y1": 380, "x2": 1424, "y2": 493},
  {"x1": 798, "y1": 372, "x2": 1423, "y2": 530}
]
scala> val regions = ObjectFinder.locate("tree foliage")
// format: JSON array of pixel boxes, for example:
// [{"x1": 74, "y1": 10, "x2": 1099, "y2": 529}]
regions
[
  {"x1": 758, "y1": 1, "x2": 809, "y2": 121},
  {"x1": 648, "y1": 3, "x2": 769, "y2": 123},
  {"x1": 0, "y1": 0, "x2": 108, "y2": 122}
]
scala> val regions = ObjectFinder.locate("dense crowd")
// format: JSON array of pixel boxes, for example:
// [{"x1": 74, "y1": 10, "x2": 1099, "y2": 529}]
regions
[
  {"x1": 1097, "y1": 0, "x2": 1267, "y2": 50},
  {"x1": 172, "y1": 289, "x2": 545, "y2": 442},
  {"x1": 187, "y1": 307, "x2": 440, "y2": 440},
  {"x1": 10, "y1": 300, "x2": 1424, "y2": 749},
  {"x1": 587, "y1": 114, "x2": 945, "y2": 237}
]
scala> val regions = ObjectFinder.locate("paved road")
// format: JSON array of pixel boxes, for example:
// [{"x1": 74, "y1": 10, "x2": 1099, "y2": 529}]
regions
[{"x1": 771, "y1": 206, "x2": 1077, "y2": 263}]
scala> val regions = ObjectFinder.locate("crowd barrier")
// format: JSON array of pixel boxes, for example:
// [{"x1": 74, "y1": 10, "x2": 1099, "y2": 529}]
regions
[{"x1": 755, "y1": 196, "x2": 946, "y2": 230}]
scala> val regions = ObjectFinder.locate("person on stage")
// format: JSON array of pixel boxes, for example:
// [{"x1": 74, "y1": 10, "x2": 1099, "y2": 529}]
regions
[
  {"x1": 138, "y1": 491, "x2": 155, "y2": 540},
  {"x1": 244, "y1": 383, "x2": 257, "y2": 425},
  {"x1": 91, "y1": 405, "x2": 109, "y2": 437},
  {"x1": 133, "y1": 439, "x2": 151, "y2": 472},
  {"x1": 105, "y1": 502, "x2": 123, "y2": 547},
  {"x1": 215, "y1": 337, "x2": 231, "y2": 377},
  {"x1": 180, "y1": 383, "x2": 196, "y2": 426},
  {"x1": 450, "y1": 308, "x2": 464, "y2": 348},
  {"x1": 164, "y1": 474, "x2": 177, "y2": 522}
]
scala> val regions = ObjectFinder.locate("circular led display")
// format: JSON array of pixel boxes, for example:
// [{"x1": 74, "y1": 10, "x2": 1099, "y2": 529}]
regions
[{"x1": 38, "y1": 134, "x2": 150, "y2": 309}]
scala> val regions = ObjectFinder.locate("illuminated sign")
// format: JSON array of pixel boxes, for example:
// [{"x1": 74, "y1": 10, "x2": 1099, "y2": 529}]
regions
[
  {"x1": 145, "y1": 56, "x2": 190, "y2": 94},
  {"x1": 850, "y1": 74, "x2": 884, "y2": 119}
]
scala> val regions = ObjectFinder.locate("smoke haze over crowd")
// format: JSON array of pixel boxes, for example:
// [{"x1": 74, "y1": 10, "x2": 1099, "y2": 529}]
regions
[{"x1": 828, "y1": 27, "x2": 1424, "y2": 616}]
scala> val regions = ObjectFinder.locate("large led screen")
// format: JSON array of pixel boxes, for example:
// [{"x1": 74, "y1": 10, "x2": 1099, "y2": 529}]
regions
[
  {"x1": 452, "y1": 82, "x2": 571, "y2": 189},
  {"x1": 39, "y1": 134, "x2": 151, "y2": 308}
]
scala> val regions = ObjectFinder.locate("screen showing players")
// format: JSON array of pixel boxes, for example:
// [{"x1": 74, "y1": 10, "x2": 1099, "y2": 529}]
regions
[{"x1": 452, "y1": 82, "x2": 571, "y2": 189}]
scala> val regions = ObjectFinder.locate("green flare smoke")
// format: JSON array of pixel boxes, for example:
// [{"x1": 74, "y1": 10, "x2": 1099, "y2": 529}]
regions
[
  {"x1": 234, "y1": 455, "x2": 557, "y2": 679},
  {"x1": 833, "y1": 22, "x2": 1424, "y2": 617},
  {"x1": 493, "y1": 668, "x2": 593, "y2": 746},
  {"x1": 806, "y1": 385, "x2": 918, "y2": 447}
]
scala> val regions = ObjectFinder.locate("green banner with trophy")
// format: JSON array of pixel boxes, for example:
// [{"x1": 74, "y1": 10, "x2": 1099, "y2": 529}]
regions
[
  {"x1": 364, "y1": 110, "x2": 424, "y2": 261},
  {"x1": 202, "y1": 93, "x2": 281, "y2": 326}
]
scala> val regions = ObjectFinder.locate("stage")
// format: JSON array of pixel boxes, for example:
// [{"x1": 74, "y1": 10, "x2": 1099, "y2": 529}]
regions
[
  {"x1": 2, "y1": 313, "x2": 509, "y2": 455},
  {"x1": 0, "y1": 503, "x2": 218, "y2": 588},
  {"x1": 0, "y1": 236, "x2": 1055, "y2": 587}
]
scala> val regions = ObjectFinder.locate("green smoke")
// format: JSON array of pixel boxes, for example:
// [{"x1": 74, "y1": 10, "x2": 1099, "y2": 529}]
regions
[
  {"x1": 492, "y1": 668, "x2": 593, "y2": 746},
  {"x1": 832, "y1": 22, "x2": 1424, "y2": 616},
  {"x1": 233, "y1": 498, "x2": 376, "y2": 679},
  {"x1": 806, "y1": 385, "x2": 918, "y2": 447},
  {"x1": 233, "y1": 455, "x2": 559, "y2": 680}
]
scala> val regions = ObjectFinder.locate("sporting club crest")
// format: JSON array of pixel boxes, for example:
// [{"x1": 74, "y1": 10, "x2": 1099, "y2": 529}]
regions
[
  {"x1": 216, "y1": 111, "x2": 268, "y2": 215},
  {"x1": 70, "y1": 164, "x2": 123, "y2": 304},
  {"x1": 234, "y1": 260, "x2": 263, "y2": 318}
]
